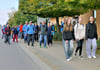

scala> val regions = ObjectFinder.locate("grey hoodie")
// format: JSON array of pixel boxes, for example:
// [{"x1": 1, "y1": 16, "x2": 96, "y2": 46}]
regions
[{"x1": 40, "y1": 25, "x2": 48, "y2": 35}]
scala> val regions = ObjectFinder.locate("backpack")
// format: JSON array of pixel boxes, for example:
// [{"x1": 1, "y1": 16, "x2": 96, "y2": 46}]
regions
[
  {"x1": 77, "y1": 23, "x2": 84, "y2": 28},
  {"x1": 76, "y1": 23, "x2": 84, "y2": 33},
  {"x1": 40, "y1": 24, "x2": 48, "y2": 31}
]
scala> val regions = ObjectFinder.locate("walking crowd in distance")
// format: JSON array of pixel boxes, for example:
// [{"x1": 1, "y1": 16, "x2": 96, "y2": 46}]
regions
[{"x1": 1, "y1": 16, "x2": 98, "y2": 61}]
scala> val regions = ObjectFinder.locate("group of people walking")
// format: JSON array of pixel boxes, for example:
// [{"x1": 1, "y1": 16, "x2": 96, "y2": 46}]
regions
[
  {"x1": 1, "y1": 16, "x2": 98, "y2": 62},
  {"x1": 1, "y1": 21, "x2": 55, "y2": 48},
  {"x1": 61, "y1": 16, "x2": 98, "y2": 61}
]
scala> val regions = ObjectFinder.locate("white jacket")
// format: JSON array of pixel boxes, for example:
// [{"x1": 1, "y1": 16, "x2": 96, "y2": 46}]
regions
[{"x1": 74, "y1": 23, "x2": 85, "y2": 40}]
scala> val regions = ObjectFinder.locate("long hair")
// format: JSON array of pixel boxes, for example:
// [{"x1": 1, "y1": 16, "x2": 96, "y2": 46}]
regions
[{"x1": 63, "y1": 18, "x2": 73, "y2": 32}]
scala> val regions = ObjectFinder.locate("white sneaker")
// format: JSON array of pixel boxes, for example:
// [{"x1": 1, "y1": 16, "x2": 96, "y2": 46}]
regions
[
  {"x1": 92, "y1": 56, "x2": 96, "y2": 59},
  {"x1": 88, "y1": 56, "x2": 92, "y2": 59},
  {"x1": 70, "y1": 57, "x2": 72, "y2": 60},
  {"x1": 66, "y1": 59, "x2": 71, "y2": 61}
]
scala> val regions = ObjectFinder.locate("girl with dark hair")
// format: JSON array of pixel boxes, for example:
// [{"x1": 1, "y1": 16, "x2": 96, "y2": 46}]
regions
[{"x1": 86, "y1": 16, "x2": 98, "y2": 59}]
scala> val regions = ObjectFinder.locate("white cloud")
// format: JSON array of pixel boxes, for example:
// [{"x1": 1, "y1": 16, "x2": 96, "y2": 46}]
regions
[{"x1": 0, "y1": 10, "x2": 12, "y2": 26}]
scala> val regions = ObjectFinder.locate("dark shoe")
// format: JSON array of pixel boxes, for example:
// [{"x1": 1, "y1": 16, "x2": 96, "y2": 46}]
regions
[
  {"x1": 4, "y1": 41, "x2": 7, "y2": 43},
  {"x1": 28, "y1": 43, "x2": 30, "y2": 46},
  {"x1": 32, "y1": 43, "x2": 34, "y2": 46},
  {"x1": 75, "y1": 53, "x2": 77, "y2": 56}
]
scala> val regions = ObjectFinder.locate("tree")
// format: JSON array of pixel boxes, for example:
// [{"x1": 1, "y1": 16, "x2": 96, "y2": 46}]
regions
[
  {"x1": 19, "y1": 0, "x2": 100, "y2": 33},
  {"x1": 19, "y1": 0, "x2": 89, "y2": 33},
  {"x1": 8, "y1": 11, "x2": 37, "y2": 26}
]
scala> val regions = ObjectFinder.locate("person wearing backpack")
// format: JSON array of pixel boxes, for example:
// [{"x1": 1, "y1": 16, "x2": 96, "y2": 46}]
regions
[
  {"x1": 4, "y1": 24, "x2": 11, "y2": 44},
  {"x1": 63, "y1": 18, "x2": 75, "y2": 61},
  {"x1": 1, "y1": 26, "x2": 4, "y2": 39},
  {"x1": 47, "y1": 23, "x2": 53, "y2": 47},
  {"x1": 34, "y1": 22, "x2": 39, "y2": 42},
  {"x1": 23, "y1": 21, "x2": 28, "y2": 43},
  {"x1": 86, "y1": 16, "x2": 98, "y2": 59},
  {"x1": 19, "y1": 23, "x2": 23, "y2": 39},
  {"x1": 39, "y1": 21, "x2": 48, "y2": 48},
  {"x1": 11, "y1": 25, "x2": 15, "y2": 39},
  {"x1": 50, "y1": 23, "x2": 55, "y2": 44},
  {"x1": 60, "y1": 19, "x2": 65, "y2": 33},
  {"x1": 13, "y1": 26, "x2": 18, "y2": 42},
  {"x1": 1, "y1": 25, "x2": 6, "y2": 39},
  {"x1": 74, "y1": 17, "x2": 85, "y2": 59},
  {"x1": 27, "y1": 21, "x2": 35, "y2": 46}
]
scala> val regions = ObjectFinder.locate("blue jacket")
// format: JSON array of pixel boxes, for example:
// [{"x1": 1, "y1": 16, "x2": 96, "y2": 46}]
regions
[
  {"x1": 3, "y1": 26, "x2": 6, "y2": 32},
  {"x1": 17, "y1": 26, "x2": 20, "y2": 32},
  {"x1": 23, "y1": 24, "x2": 28, "y2": 34},
  {"x1": 47, "y1": 26, "x2": 52, "y2": 35},
  {"x1": 34, "y1": 25, "x2": 39, "y2": 33},
  {"x1": 27, "y1": 24, "x2": 35, "y2": 34},
  {"x1": 60, "y1": 22, "x2": 64, "y2": 32},
  {"x1": 51, "y1": 25, "x2": 55, "y2": 35}
]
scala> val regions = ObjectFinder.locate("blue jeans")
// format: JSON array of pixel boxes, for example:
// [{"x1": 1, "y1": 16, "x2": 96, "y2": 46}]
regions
[
  {"x1": 5, "y1": 35, "x2": 11, "y2": 44},
  {"x1": 64, "y1": 40, "x2": 73, "y2": 59},
  {"x1": 62, "y1": 38, "x2": 65, "y2": 48},
  {"x1": 24, "y1": 34, "x2": 28, "y2": 42},
  {"x1": 2, "y1": 33, "x2": 5, "y2": 39},
  {"x1": 19, "y1": 32, "x2": 23, "y2": 39},
  {"x1": 39, "y1": 35, "x2": 47, "y2": 47}
]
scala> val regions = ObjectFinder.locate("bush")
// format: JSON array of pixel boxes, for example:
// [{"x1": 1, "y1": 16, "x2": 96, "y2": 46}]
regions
[
  {"x1": 96, "y1": 40, "x2": 100, "y2": 54},
  {"x1": 97, "y1": 40, "x2": 100, "y2": 48},
  {"x1": 53, "y1": 32, "x2": 62, "y2": 41}
]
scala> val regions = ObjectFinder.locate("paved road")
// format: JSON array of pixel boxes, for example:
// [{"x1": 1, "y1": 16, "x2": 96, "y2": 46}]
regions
[{"x1": 0, "y1": 29, "x2": 41, "y2": 70}]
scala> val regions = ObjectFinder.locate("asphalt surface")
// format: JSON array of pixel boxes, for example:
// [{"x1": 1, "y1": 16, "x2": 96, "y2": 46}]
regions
[{"x1": 0, "y1": 28, "x2": 41, "y2": 70}]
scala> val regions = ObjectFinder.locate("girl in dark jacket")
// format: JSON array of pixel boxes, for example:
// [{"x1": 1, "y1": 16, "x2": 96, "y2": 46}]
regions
[
  {"x1": 63, "y1": 18, "x2": 75, "y2": 61},
  {"x1": 86, "y1": 16, "x2": 98, "y2": 59},
  {"x1": 13, "y1": 26, "x2": 18, "y2": 42}
]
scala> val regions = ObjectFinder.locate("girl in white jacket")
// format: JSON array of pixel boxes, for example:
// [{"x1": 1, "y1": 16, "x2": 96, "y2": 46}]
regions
[{"x1": 74, "y1": 17, "x2": 85, "y2": 59}]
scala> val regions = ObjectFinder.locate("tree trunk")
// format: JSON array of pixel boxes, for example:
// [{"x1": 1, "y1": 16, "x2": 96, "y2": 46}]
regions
[{"x1": 56, "y1": 17, "x2": 60, "y2": 33}]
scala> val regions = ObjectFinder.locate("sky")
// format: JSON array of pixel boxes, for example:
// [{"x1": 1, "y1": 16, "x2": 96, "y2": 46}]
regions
[{"x1": 0, "y1": 0, "x2": 19, "y2": 26}]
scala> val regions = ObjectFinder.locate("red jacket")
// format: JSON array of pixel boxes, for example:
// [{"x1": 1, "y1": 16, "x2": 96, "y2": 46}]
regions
[
  {"x1": 1, "y1": 28, "x2": 3, "y2": 33},
  {"x1": 20, "y1": 25, "x2": 23, "y2": 32},
  {"x1": 5, "y1": 27, "x2": 11, "y2": 36}
]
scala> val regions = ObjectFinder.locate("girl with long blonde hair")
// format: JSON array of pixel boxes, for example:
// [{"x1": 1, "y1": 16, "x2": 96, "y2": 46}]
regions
[{"x1": 63, "y1": 18, "x2": 75, "y2": 61}]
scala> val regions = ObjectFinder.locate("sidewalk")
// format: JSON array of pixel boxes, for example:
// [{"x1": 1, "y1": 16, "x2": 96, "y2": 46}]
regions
[{"x1": 20, "y1": 40, "x2": 100, "y2": 70}]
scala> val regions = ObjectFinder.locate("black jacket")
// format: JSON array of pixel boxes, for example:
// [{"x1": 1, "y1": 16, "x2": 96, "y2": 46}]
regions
[
  {"x1": 86, "y1": 22, "x2": 98, "y2": 40},
  {"x1": 63, "y1": 29, "x2": 75, "y2": 41},
  {"x1": 13, "y1": 28, "x2": 18, "y2": 35}
]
